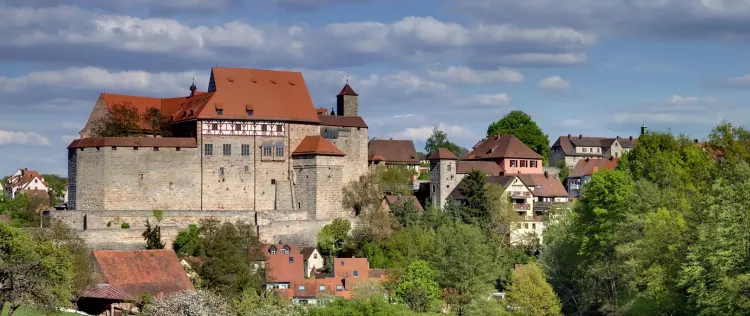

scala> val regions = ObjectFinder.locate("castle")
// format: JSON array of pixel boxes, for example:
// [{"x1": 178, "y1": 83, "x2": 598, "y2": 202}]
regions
[{"x1": 58, "y1": 67, "x2": 369, "y2": 248}]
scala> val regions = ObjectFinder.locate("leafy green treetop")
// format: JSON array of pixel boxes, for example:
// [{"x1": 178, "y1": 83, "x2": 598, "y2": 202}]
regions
[
  {"x1": 505, "y1": 263, "x2": 563, "y2": 316},
  {"x1": 486, "y1": 110, "x2": 550, "y2": 163},
  {"x1": 425, "y1": 127, "x2": 467, "y2": 157},
  {"x1": 395, "y1": 260, "x2": 441, "y2": 312}
]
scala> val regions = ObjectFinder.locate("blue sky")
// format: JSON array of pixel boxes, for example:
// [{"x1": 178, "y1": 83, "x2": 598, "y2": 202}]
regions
[{"x1": 2, "y1": 0, "x2": 750, "y2": 177}]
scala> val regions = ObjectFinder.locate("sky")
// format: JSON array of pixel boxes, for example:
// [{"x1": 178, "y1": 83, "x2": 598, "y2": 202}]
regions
[{"x1": 2, "y1": 0, "x2": 750, "y2": 177}]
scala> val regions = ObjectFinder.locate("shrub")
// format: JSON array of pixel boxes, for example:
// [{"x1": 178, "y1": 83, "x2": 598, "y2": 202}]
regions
[{"x1": 121, "y1": 222, "x2": 130, "y2": 229}]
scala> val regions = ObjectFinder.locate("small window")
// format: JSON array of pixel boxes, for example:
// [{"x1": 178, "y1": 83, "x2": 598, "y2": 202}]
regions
[
  {"x1": 319, "y1": 285, "x2": 326, "y2": 291},
  {"x1": 223, "y1": 144, "x2": 231, "y2": 155},
  {"x1": 261, "y1": 125, "x2": 267, "y2": 132},
  {"x1": 510, "y1": 160, "x2": 518, "y2": 167},
  {"x1": 216, "y1": 109, "x2": 223, "y2": 115},
  {"x1": 530, "y1": 160, "x2": 537, "y2": 168},
  {"x1": 153, "y1": 147, "x2": 159, "y2": 151},
  {"x1": 235, "y1": 124, "x2": 241, "y2": 131},
  {"x1": 524, "y1": 223, "x2": 529, "y2": 229},
  {"x1": 247, "y1": 110, "x2": 254, "y2": 116},
  {"x1": 313, "y1": 253, "x2": 317, "y2": 259},
  {"x1": 276, "y1": 125, "x2": 282, "y2": 132},
  {"x1": 520, "y1": 160, "x2": 527, "y2": 167},
  {"x1": 112, "y1": 146, "x2": 117, "y2": 150},
  {"x1": 241, "y1": 144, "x2": 250, "y2": 156},
  {"x1": 204, "y1": 144, "x2": 213, "y2": 155},
  {"x1": 263, "y1": 146, "x2": 272, "y2": 156},
  {"x1": 211, "y1": 124, "x2": 218, "y2": 131},
  {"x1": 34, "y1": 179, "x2": 38, "y2": 183},
  {"x1": 298, "y1": 285, "x2": 305, "y2": 291},
  {"x1": 176, "y1": 147, "x2": 181, "y2": 151},
  {"x1": 447, "y1": 163, "x2": 452, "y2": 171},
  {"x1": 289, "y1": 257, "x2": 294, "y2": 263},
  {"x1": 270, "y1": 249, "x2": 276, "y2": 255},
  {"x1": 276, "y1": 146, "x2": 284, "y2": 157},
  {"x1": 336, "y1": 285, "x2": 343, "y2": 291},
  {"x1": 244, "y1": 166, "x2": 249, "y2": 172},
  {"x1": 532, "y1": 223, "x2": 536, "y2": 229},
  {"x1": 271, "y1": 179, "x2": 276, "y2": 185},
  {"x1": 583, "y1": 148, "x2": 588, "y2": 152},
  {"x1": 219, "y1": 167, "x2": 225, "y2": 176},
  {"x1": 283, "y1": 248, "x2": 289, "y2": 254},
  {"x1": 340, "y1": 260, "x2": 345, "y2": 266},
  {"x1": 353, "y1": 270, "x2": 359, "y2": 277}
]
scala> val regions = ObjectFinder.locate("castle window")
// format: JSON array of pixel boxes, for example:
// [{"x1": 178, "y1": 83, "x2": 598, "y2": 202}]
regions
[
  {"x1": 241, "y1": 144, "x2": 250, "y2": 156},
  {"x1": 219, "y1": 167, "x2": 225, "y2": 176},
  {"x1": 204, "y1": 144, "x2": 213, "y2": 155},
  {"x1": 211, "y1": 124, "x2": 218, "y2": 131},
  {"x1": 263, "y1": 147, "x2": 272, "y2": 156},
  {"x1": 244, "y1": 166, "x2": 249, "y2": 172},
  {"x1": 271, "y1": 179, "x2": 276, "y2": 185},
  {"x1": 176, "y1": 147, "x2": 181, "y2": 151},
  {"x1": 276, "y1": 125, "x2": 282, "y2": 132},
  {"x1": 153, "y1": 147, "x2": 159, "y2": 151},
  {"x1": 112, "y1": 146, "x2": 117, "y2": 150},
  {"x1": 530, "y1": 160, "x2": 538, "y2": 168},
  {"x1": 583, "y1": 147, "x2": 588, "y2": 153},
  {"x1": 235, "y1": 124, "x2": 242, "y2": 131},
  {"x1": 274, "y1": 141, "x2": 285, "y2": 157},
  {"x1": 447, "y1": 163, "x2": 451, "y2": 171},
  {"x1": 223, "y1": 144, "x2": 231, "y2": 155}
]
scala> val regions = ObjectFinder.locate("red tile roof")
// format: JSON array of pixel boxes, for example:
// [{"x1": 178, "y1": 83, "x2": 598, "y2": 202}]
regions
[
  {"x1": 517, "y1": 173, "x2": 568, "y2": 197},
  {"x1": 456, "y1": 161, "x2": 503, "y2": 175},
  {"x1": 465, "y1": 135, "x2": 542, "y2": 160},
  {"x1": 261, "y1": 244, "x2": 305, "y2": 284},
  {"x1": 337, "y1": 83, "x2": 359, "y2": 96},
  {"x1": 68, "y1": 137, "x2": 197, "y2": 149},
  {"x1": 81, "y1": 283, "x2": 136, "y2": 301},
  {"x1": 333, "y1": 258, "x2": 369, "y2": 279},
  {"x1": 316, "y1": 107, "x2": 329, "y2": 115},
  {"x1": 368, "y1": 154, "x2": 386, "y2": 162},
  {"x1": 292, "y1": 136, "x2": 345, "y2": 157},
  {"x1": 318, "y1": 115, "x2": 368, "y2": 128},
  {"x1": 426, "y1": 148, "x2": 458, "y2": 160},
  {"x1": 92, "y1": 250, "x2": 194, "y2": 298},
  {"x1": 6, "y1": 168, "x2": 48, "y2": 189},
  {"x1": 384, "y1": 195, "x2": 425, "y2": 213},
  {"x1": 570, "y1": 157, "x2": 620, "y2": 178},
  {"x1": 368, "y1": 139, "x2": 419, "y2": 164}
]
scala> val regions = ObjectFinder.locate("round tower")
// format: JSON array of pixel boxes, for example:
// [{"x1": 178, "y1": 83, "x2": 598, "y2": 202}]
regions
[{"x1": 426, "y1": 148, "x2": 458, "y2": 210}]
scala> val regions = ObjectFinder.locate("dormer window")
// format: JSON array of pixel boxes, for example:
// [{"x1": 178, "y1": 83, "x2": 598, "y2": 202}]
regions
[
  {"x1": 270, "y1": 249, "x2": 276, "y2": 255},
  {"x1": 247, "y1": 110, "x2": 254, "y2": 116},
  {"x1": 216, "y1": 109, "x2": 223, "y2": 115},
  {"x1": 283, "y1": 246, "x2": 290, "y2": 254},
  {"x1": 246, "y1": 104, "x2": 254, "y2": 116},
  {"x1": 289, "y1": 257, "x2": 294, "y2": 263}
]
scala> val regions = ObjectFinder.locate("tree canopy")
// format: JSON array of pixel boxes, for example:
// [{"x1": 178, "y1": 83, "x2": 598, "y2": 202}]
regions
[
  {"x1": 424, "y1": 127, "x2": 468, "y2": 157},
  {"x1": 486, "y1": 110, "x2": 550, "y2": 162},
  {"x1": 91, "y1": 102, "x2": 171, "y2": 137}
]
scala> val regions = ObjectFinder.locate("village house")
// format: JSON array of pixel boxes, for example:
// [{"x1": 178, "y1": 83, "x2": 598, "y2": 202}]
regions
[
  {"x1": 301, "y1": 247, "x2": 324, "y2": 278},
  {"x1": 379, "y1": 195, "x2": 425, "y2": 214},
  {"x1": 259, "y1": 243, "x2": 305, "y2": 290},
  {"x1": 77, "y1": 250, "x2": 194, "y2": 316},
  {"x1": 367, "y1": 138, "x2": 421, "y2": 176},
  {"x1": 549, "y1": 123, "x2": 645, "y2": 169},
  {"x1": 3, "y1": 168, "x2": 49, "y2": 199},
  {"x1": 567, "y1": 157, "x2": 620, "y2": 199}
]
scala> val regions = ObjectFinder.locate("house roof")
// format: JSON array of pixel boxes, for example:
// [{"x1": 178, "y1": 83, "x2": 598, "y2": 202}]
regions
[
  {"x1": 569, "y1": 157, "x2": 620, "y2": 178},
  {"x1": 80, "y1": 283, "x2": 137, "y2": 301},
  {"x1": 465, "y1": 135, "x2": 542, "y2": 160},
  {"x1": 300, "y1": 247, "x2": 318, "y2": 261},
  {"x1": 553, "y1": 135, "x2": 637, "y2": 156},
  {"x1": 292, "y1": 136, "x2": 345, "y2": 157},
  {"x1": 368, "y1": 154, "x2": 386, "y2": 162},
  {"x1": 456, "y1": 160, "x2": 503, "y2": 176},
  {"x1": 368, "y1": 139, "x2": 419, "y2": 164},
  {"x1": 333, "y1": 258, "x2": 370, "y2": 279},
  {"x1": 337, "y1": 83, "x2": 359, "y2": 96},
  {"x1": 92, "y1": 250, "x2": 194, "y2": 298},
  {"x1": 68, "y1": 137, "x2": 197, "y2": 149},
  {"x1": 6, "y1": 168, "x2": 48, "y2": 189},
  {"x1": 315, "y1": 107, "x2": 329, "y2": 115},
  {"x1": 384, "y1": 195, "x2": 425, "y2": 213},
  {"x1": 517, "y1": 173, "x2": 568, "y2": 197},
  {"x1": 318, "y1": 115, "x2": 368, "y2": 128},
  {"x1": 450, "y1": 175, "x2": 518, "y2": 200},
  {"x1": 426, "y1": 148, "x2": 458, "y2": 160},
  {"x1": 100, "y1": 92, "x2": 210, "y2": 129},
  {"x1": 261, "y1": 244, "x2": 305, "y2": 284}
]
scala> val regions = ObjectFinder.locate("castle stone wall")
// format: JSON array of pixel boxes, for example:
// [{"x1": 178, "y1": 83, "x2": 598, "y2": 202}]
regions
[{"x1": 325, "y1": 126, "x2": 368, "y2": 185}]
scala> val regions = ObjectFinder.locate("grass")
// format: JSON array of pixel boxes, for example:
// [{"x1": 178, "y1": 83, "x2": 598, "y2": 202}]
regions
[{"x1": 1, "y1": 305, "x2": 83, "y2": 316}]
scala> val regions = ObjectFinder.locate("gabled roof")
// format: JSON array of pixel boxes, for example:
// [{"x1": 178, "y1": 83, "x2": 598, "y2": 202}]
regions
[
  {"x1": 318, "y1": 115, "x2": 368, "y2": 128},
  {"x1": 300, "y1": 247, "x2": 319, "y2": 261},
  {"x1": 426, "y1": 148, "x2": 457, "y2": 160},
  {"x1": 384, "y1": 195, "x2": 425, "y2": 213},
  {"x1": 92, "y1": 250, "x2": 194, "y2": 298},
  {"x1": 337, "y1": 83, "x2": 359, "y2": 96},
  {"x1": 368, "y1": 139, "x2": 419, "y2": 164},
  {"x1": 100, "y1": 92, "x2": 210, "y2": 128},
  {"x1": 517, "y1": 173, "x2": 568, "y2": 197},
  {"x1": 456, "y1": 161, "x2": 503, "y2": 176},
  {"x1": 570, "y1": 157, "x2": 620, "y2": 178},
  {"x1": 553, "y1": 135, "x2": 637, "y2": 156},
  {"x1": 260, "y1": 243, "x2": 305, "y2": 284},
  {"x1": 465, "y1": 135, "x2": 542, "y2": 160},
  {"x1": 450, "y1": 175, "x2": 518, "y2": 200},
  {"x1": 80, "y1": 283, "x2": 137, "y2": 301},
  {"x1": 5, "y1": 169, "x2": 48, "y2": 190},
  {"x1": 292, "y1": 136, "x2": 345, "y2": 157}
]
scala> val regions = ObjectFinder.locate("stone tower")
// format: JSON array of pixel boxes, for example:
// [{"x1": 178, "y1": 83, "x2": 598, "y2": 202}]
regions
[
  {"x1": 336, "y1": 83, "x2": 358, "y2": 116},
  {"x1": 427, "y1": 148, "x2": 459, "y2": 210}
]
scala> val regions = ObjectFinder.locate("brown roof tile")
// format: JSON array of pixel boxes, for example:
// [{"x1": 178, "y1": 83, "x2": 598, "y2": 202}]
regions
[
  {"x1": 426, "y1": 148, "x2": 458, "y2": 160},
  {"x1": 465, "y1": 135, "x2": 542, "y2": 160},
  {"x1": 92, "y1": 250, "x2": 194, "y2": 298},
  {"x1": 384, "y1": 195, "x2": 425, "y2": 213},
  {"x1": 68, "y1": 137, "x2": 197, "y2": 149},
  {"x1": 101, "y1": 92, "x2": 210, "y2": 128},
  {"x1": 368, "y1": 139, "x2": 419, "y2": 164},
  {"x1": 318, "y1": 115, "x2": 368, "y2": 128},
  {"x1": 81, "y1": 283, "x2": 137, "y2": 301},
  {"x1": 292, "y1": 136, "x2": 345, "y2": 156},
  {"x1": 261, "y1": 244, "x2": 305, "y2": 284},
  {"x1": 333, "y1": 258, "x2": 369, "y2": 279},
  {"x1": 517, "y1": 173, "x2": 568, "y2": 197},
  {"x1": 337, "y1": 83, "x2": 359, "y2": 96},
  {"x1": 456, "y1": 161, "x2": 503, "y2": 175},
  {"x1": 570, "y1": 157, "x2": 620, "y2": 178},
  {"x1": 552, "y1": 135, "x2": 637, "y2": 156}
]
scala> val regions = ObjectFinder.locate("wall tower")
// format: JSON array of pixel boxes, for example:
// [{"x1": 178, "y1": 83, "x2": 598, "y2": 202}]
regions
[
  {"x1": 336, "y1": 83, "x2": 358, "y2": 116},
  {"x1": 426, "y1": 148, "x2": 458, "y2": 210}
]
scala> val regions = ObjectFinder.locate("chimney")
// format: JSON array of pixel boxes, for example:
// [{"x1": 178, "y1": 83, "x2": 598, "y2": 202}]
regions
[
  {"x1": 585, "y1": 157, "x2": 589, "y2": 162},
  {"x1": 616, "y1": 136, "x2": 620, "y2": 140},
  {"x1": 629, "y1": 136, "x2": 633, "y2": 141},
  {"x1": 389, "y1": 138, "x2": 393, "y2": 140},
  {"x1": 567, "y1": 134, "x2": 571, "y2": 138},
  {"x1": 278, "y1": 240, "x2": 282, "y2": 244},
  {"x1": 579, "y1": 134, "x2": 583, "y2": 139},
  {"x1": 544, "y1": 171, "x2": 549, "y2": 178}
]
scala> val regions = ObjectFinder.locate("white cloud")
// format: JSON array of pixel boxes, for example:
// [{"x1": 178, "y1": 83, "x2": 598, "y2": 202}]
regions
[
  {"x1": 539, "y1": 76, "x2": 570, "y2": 92},
  {"x1": 0, "y1": 130, "x2": 51, "y2": 146},
  {"x1": 456, "y1": 93, "x2": 511, "y2": 107},
  {"x1": 427, "y1": 66, "x2": 524, "y2": 84},
  {"x1": 614, "y1": 95, "x2": 727, "y2": 125},
  {"x1": 391, "y1": 122, "x2": 477, "y2": 141},
  {"x1": 61, "y1": 135, "x2": 79, "y2": 144}
]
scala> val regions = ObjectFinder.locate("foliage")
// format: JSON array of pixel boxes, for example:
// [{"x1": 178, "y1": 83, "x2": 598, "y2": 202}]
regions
[
  {"x1": 395, "y1": 260, "x2": 440, "y2": 312},
  {"x1": 390, "y1": 199, "x2": 421, "y2": 228},
  {"x1": 351, "y1": 279, "x2": 387, "y2": 300},
  {"x1": 554, "y1": 161, "x2": 569, "y2": 182},
  {"x1": 0, "y1": 222, "x2": 75, "y2": 315},
  {"x1": 40, "y1": 174, "x2": 66, "y2": 204},
  {"x1": 142, "y1": 219, "x2": 165, "y2": 250},
  {"x1": 91, "y1": 102, "x2": 142, "y2": 137},
  {"x1": 141, "y1": 290, "x2": 232, "y2": 316},
  {"x1": 120, "y1": 222, "x2": 130, "y2": 229},
  {"x1": 375, "y1": 165, "x2": 415, "y2": 196},
  {"x1": 342, "y1": 172, "x2": 383, "y2": 216},
  {"x1": 505, "y1": 263, "x2": 562, "y2": 316},
  {"x1": 424, "y1": 127, "x2": 466, "y2": 157},
  {"x1": 142, "y1": 107, "x2": 171, "y2": 137},
  {"x1": 486, "y1": 110, "x2": 550, "y2": 163},
  {"x1": 196, "y1": 220, "x2": 264, "y2": 299},
  {"x1": 231, "y1": 289, "x2": 307, "y2": 316},
  {"x1": 173, "y1": 224, "x2": 202, "y2": 257},
  {"x1": 316, "y1": 218, "x2": 351, "y2": 258},
  {"x1": 0, "y1": 194, "x2": 47, "y2": 228},
  {"x1": 308, "y1": 296, "x2": 437, "y2": 316}
]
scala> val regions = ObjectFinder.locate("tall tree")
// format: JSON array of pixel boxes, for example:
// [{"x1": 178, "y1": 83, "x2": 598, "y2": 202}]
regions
[
  {"x1": 486, "y1": 111, "x2": 550, "y2": 162},
  {"x1": 91, "y1": 102, "x2": 141, "y2": 137},
  {"x1": 395, "y1": 260, "x2": 441, "y2": 312},
  {"x1": 342, "y1": 172, "x2": 383, "y2": 216},
  {"x1": 425, "y1": 127, "x2": 466, "y2": 157},
  {"x1": 505, "y1": 263, "x2": 563, "y2": 316},
  {"x1": 142, "y1": 106, "x2": 172, "y2": 137},
  {"x1": 142, "y1": 219, "x2": 165, "y2": 250},
  {"x1": 317, "y1": 218, "x2": 352, "y2": 258}
]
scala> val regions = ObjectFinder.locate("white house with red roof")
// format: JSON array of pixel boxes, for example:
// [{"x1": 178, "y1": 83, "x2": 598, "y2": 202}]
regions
[{"x1": 4, "y1": 168, "x2": 49, "y2": 199}]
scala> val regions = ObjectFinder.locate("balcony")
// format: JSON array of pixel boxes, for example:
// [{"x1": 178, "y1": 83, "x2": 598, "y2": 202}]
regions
[
  {"x1": 510, "y1": 191, "x2": 530, "y2": 198},
  {"x1": 513, "y1": 203, "x2": 531, "y2": 210}
]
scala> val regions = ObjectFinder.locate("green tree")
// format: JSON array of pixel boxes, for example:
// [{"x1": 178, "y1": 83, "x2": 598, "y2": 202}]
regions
[
  {"x1": 0, "y1": 222, "x2": 75, "y2": 315},
  {"x1": 342, "y1": 172, "x2": 383, "y2": 216},
  {"x1": 41, "y1": 174, "x2": 66, "y2": 204},
  {"x1": 486, "y1": 110, "x2": 550, "y2": 162},
  {"x1": 375, "y1": 165, "x2": 414, "y2": 196},
  {"x1": 390, "y1": 199, "x2": 421, "y2": 228},
  {"x1": 554, "y1": 161, "x2": 570, "y2": 183},
  {"x1": 317, "y1": 218, "x2": 352, "y2": 258},
  {"x1": 142, "y1": 219, "x2": 165, "y2": 250},
  {"x1": 454, "y1": 170, "x2": 495, "y2": 228},
  {"x1": 395, "y1": 260, "x2": 440, "y2": 312},
  {"x1": 91, "y1": 102, "x2": 142, "y2": 137},
  {"x1": 173, "y1": 224, "x2": 203, "y2": 257},
  {"x1": 425, "y1": 127, "x2": 465, "y2": 157},
  {"x1": 505, "y1": 263, "x2": 563, "y2": 316},
  {"x1": 142, "y1": 106, "x2": 172, "y2": 137}
]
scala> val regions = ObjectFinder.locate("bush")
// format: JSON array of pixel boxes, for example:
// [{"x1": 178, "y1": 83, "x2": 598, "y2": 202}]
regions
[
  {"x1": 141, "y1": 290, "x2": 232, "y2": 316},
  {"x1": 121, "y1": 222, "x2": 130, "y2": 229}
]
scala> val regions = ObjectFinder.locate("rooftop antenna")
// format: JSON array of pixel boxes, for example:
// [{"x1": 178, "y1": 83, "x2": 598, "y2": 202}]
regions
[{"x1": 346, "y1": 75, "x2": 349, "y2": 84}]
